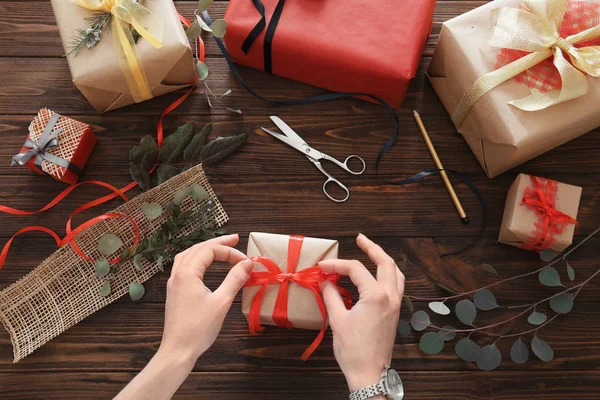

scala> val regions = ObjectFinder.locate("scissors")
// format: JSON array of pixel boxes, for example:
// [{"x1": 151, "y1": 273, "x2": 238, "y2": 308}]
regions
[{"x1": 262, "y1": 116, "x2": 366, "y2": 202}]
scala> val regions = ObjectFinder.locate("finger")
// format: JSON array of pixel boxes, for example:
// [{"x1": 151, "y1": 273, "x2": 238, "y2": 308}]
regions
[
  {"x1": 357, "y1": 233, "x2": 397, "y2": 291},
  {"x1": 171, "y1": 234, "x2": 240, "y2": 275},
  {"x1": 214, "y1": 259, "x2": 254, "y2": 303},
  {"x1": 396, "y1": 267, "x2": 405, "y2": 299},
  {"x1": 179, "y1": 244, "x2": 248, "y2": 279},
  {"x1": 319, "y1": 280, "x2": 346, "y2": 324},
  {"x1": 318, "y1": 259, "x2": 376, "y2": 293},
  {"x1": 201, "y1": 234, "x2": 240, "y2": 247}
]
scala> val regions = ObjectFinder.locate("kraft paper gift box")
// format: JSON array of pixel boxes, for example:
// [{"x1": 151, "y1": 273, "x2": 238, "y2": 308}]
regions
[
  {"x1": 498, "y1": 174, "x2": 581, "y2": 253},
  {"x1": 224, "y1": 0, "x2": 436, "y2": 109},
  {"x1": 428, "y1": 0, "x2": 600, "y2": 178},
  {"x1": 51, "y1": 0, "x2": 195, "y2": 113},
  {"x1": 241, "y1": 232, "x2": 338, "y2": 330}
]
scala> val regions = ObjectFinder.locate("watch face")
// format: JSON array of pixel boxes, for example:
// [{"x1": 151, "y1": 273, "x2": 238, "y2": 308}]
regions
[{"x1": 385, "y1": 369, "x2": 404, "y2": 400}]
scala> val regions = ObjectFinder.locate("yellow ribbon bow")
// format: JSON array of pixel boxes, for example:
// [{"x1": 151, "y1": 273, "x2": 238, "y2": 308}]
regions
[
  {"x1": 71, "y1": 0, "x2": 164, "y2": 103},
  {"x1": 453, "y1": 0, "x2": 600, "y2": 127}
]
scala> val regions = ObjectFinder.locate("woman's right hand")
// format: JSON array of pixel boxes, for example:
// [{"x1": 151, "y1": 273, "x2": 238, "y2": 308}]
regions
[{"x1": 318, "y1": 234, "x2": 404, "y2": 393}]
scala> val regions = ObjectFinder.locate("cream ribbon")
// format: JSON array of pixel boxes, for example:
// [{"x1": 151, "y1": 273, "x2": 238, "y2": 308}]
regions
[
  {"x1": 71, "y1": 0, "x2": 164, "y2": 103},
  {"x1": 452, "y1": 0, "x2": 600, "y2": 127}
]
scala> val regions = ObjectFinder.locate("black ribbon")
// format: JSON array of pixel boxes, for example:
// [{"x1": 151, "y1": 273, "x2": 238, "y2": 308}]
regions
[
  {"x1": 241, "y1": 0, "x2": 286, "y2": 73},
  {"x1": 205, "y1": 9, "x2": 486, "y2": 256}
]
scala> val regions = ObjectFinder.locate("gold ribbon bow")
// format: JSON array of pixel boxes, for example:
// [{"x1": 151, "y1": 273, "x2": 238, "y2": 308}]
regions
[
  {"x1": 72, "y1": 0, "x2": 164, "y2": 103},
  {"x1": 453, "y1": 0, "x2": 600, "y2": 127}
]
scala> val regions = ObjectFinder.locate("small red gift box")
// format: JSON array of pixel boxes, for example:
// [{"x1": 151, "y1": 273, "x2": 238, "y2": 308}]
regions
[
  {"x1": 224, "y1": 0, "x2": 436, "y2": 109},
  {"x1": 11, "y1": 109, "x2": 97, "y2": 185}
]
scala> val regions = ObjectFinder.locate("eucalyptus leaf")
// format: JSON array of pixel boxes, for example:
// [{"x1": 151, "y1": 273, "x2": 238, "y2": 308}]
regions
[
  {"x1": 455, "y1": 338, "x2": 481, "y2": 362},
  {"x1": 121, "y1": 247, "x2": 130, "y2": 260},
  {"x1": 129, "y1": 282, "x2": 145, "y2": 301},
  {"x1": 100, "y1": 281, "x2": 111, "y2": 297},
  {"x1": 403, "y1": 295, "x2": 414, "y2": 313},
  {"x1": 210, "y1": 19, "x2": 227, "y2": 38},
  {"x1": 481, "y1": 263, "x2": 499, "y2": 276},
  {"x1": 539, "y1": 267, "x2": 562, "y2": 287},
  {"x1": 196, "y1": 61, "x2": 209, "y2": 81},
  {"x1": 130, "y1": 163, "x2": 152, "y2": 192},
  {"x1": 226, "y1": 107, "x2": 243, "y2": 115},
  {"x1": 196, "y1": 15, "x2": 213, "y2": 32},
  {"x1": 95, "y1": 259, "x2": 110, "y2": 277},
  {"x1": 200, "y1": 134, "x2": 248, "y2": 166},
  {"x1": 397, "y1": 320, "x2": 410, "y2": 337},
  {"x1": 157, "y1": 256, "x2": 165, "y2": 272},
  {"x1": 185, "y1": 20, "x2": 202, "y2": 39},
  {"x1": 566, "y1": 261, "x2": 575, "y2": 281},
  {"x1": 455, "y1": 299, "x2": 477, "y2": 326},
  {"x1": 98, "y1": 234, "x2": 123, "y2": 256},
  {"x1": 157, "y1": 165, "x2": 180, "y2": 185},
  {"x1": 531, "y1": 336, "x2": 554, "y2": 362},
  {"x1": 410, "y1": 310, "x2": 430, "y2": 332},
  {"x1": 133, "y1": 254, "x2": 143, "y2": 271},
  {"x1": 174, "y1": 187, "x2": 192, "y2": 205},
  {"x1": 439, "y1": 326, "x2": 457, "y2": 341},
  {"x1": 540, "y1": 249, "x2": 559, "y2": 262},
  {"x1": 184, "y1": 123, "x2": 212, "y2": 163},
  {"x1": 197, "y1": 0, "x2": 213, "y2": 11},
  {"x1": 510, "y1": 338, "x2": 529, "y2": 364},
  {"x1": 474, "y1": 289, "x2": 500, "y2": 311},
  {"x1": 160, "y1": 122, "x2": 195, "y2": 163},
  {"x1": 141, "y1": 202, "x2": 163, "y2": 220},
  {"x1": 476, "y1": 344, "x2": 502, "y2": 371},
  {"x1": 130, "y1": 135, "x2": 158, "y2": 191},
  {"x1": 527, "y1": 311, "x2": 547, "y2": 325},
  {"x1": 191, "y1": 184, "x2": 209, "y2": 201},
  {"x1": 549, "y1": 292, "x2": 574, "y2": 314},
  {"x1": 428, "y1": 301, "x2": 451, "y2": 315},
  {"x1": 419, "y1": 332, "x2": 445, "y2": 355}
]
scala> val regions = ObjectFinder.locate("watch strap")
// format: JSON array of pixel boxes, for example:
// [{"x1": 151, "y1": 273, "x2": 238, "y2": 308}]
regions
[{"x1": 349, "y1": 381, "x2": 386, "y2": 400}]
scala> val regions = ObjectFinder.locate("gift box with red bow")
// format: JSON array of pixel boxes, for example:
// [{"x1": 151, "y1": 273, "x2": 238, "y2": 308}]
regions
[
  {"x1": 11, "y1": 109, "x2": 97, "y2": 185},
  {"x1": 498, "y1": 174, "x2": 581, "y2": 253},
  {"x1": 241, "y1": 232, "x2": 352, "y2": 360},
  {"x1": 224, "y1": 0, "x2": 436, "y2": 109}
]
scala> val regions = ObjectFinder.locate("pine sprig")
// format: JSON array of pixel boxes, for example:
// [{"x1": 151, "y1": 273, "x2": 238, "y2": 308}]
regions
[{"x1": 67, "y1": 12, "x2": 112, "y2": 56}]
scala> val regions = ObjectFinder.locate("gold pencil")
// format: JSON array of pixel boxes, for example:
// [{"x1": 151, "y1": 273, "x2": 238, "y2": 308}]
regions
[{"x1": 413, "y1": 110, "x2": 469, "y2": 224}]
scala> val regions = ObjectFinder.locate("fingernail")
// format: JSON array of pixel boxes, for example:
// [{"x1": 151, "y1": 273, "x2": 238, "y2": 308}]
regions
[{"x1": 357, "y1": 233, "x2": 365, "y2": 239}]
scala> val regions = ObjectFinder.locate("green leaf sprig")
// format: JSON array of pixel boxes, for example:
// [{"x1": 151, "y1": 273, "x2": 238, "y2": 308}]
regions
[
  {"x1": 129, "y1": 122, "x2": 248, "y2": 191},
  {"x1": 67, "y1": 12, "x2": 112, "y2": 56},
  {"x1": 396, "y1": 226, "x2": 600, "y2": 371}
]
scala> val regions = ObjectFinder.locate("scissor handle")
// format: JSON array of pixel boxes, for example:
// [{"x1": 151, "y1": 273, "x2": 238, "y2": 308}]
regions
[
  {"x1": 323, "y1": 177, "x2": 350, "y2": 203},
  {"x1": 322, "y1": 154, "x2": 366, "y2": 175}
]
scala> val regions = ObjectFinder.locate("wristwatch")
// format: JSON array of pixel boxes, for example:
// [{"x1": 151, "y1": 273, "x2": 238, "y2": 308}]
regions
[{"x1": 349, "y1": 365, "x2": 404, "y2": 400}]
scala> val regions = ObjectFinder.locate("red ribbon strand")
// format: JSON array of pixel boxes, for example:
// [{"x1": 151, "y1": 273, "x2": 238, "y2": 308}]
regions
[
  {"x1": 245, "y1": 235, "x2": 352, "y2": 360},
  {"x1": 521, "y1": 176, "x2": 579, "y2": 251}
]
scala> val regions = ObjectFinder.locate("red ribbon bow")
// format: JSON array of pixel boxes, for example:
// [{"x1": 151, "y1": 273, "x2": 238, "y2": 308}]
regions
[
  {"x1": 521, "y1": 176, "x2": 579, "y2": 252},
  {"x1": 245, "y1": 235, "x2": 352, "y2": 360}
]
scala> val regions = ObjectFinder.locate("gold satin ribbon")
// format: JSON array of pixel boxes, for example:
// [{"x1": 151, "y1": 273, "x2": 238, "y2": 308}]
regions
[
  {"x1": 453, "y1": 0, "x2": 600, "y2": 127},
  {"x1": 71, "y1": 0, "x2": 164, "y2": 103}
]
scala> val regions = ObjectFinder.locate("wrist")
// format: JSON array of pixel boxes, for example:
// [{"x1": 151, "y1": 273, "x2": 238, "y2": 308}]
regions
[
  {"x1": 155, "y1": 346, "x2": 197, "y2": 372},
  {"x1": 345, "y1": 369, "x2": 384, "y2": 392}
]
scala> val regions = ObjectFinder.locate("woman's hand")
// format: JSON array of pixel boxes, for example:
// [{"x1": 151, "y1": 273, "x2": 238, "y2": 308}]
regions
[
  {"x1": 158, "y1": 234, "x2": 253, "y2": 366},
  {"x1": 318, "y1": 234, "x2": 404, "y2": 392}
]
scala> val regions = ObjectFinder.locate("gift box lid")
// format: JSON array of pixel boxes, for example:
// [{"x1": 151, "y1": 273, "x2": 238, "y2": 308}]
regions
[{"x1": 241, "y1": 232, "x2": 338, "y2": 330}]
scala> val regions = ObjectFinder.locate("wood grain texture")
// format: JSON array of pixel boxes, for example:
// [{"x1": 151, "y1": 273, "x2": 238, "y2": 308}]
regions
[{"x1": 0, "y1": 0, "x2": 599, "y2": 398}]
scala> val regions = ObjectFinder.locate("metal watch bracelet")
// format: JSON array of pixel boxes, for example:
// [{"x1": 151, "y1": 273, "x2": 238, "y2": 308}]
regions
[{"x1": 349, "y1": 382, "x2": 386, "y2": 400}]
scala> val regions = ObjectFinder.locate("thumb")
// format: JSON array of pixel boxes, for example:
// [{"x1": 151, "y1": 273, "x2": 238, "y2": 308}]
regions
[
  {"x1": 319, "y1": 280, "x2": 346, "y2": 323},
  {"x1": 214, "y1": 259, "x2": 254, "y2": 303}
]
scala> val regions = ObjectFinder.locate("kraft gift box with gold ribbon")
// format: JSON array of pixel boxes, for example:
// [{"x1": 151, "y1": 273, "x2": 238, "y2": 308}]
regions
[
  {"x1": 428, "y1": 0, "x2": 600, "y2": 178},
  {"x1": 498, "y1": 174, "x2": 581, "y2": 253},
  {"x1": 51, "y1": 0, "x2": 195, "y2": 113},
  {"x1": 224, "y1": 0, "x2": 436, "y2": 109}
]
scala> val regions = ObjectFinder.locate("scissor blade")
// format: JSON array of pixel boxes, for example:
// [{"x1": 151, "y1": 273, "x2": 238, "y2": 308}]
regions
[
  {"x1": 261, "y1": 127, "x2": 307, "y2": 153},
  {"x1": 270, "y1": 116, "x2": 308, "y2": 145}
]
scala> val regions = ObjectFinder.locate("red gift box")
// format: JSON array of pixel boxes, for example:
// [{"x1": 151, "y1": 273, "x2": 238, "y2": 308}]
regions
[
  {"x1": 12, "y1": 109, "x2": 97, "y2": 185},
  {"x1": 224, "y1": 0, "x2": 436, "y2": 109}
]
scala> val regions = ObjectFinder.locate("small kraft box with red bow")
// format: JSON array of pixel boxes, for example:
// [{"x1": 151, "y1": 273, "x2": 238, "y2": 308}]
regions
[
  {"x1": 224, "y1": 0, "x2": 436, "y2": 109},
  {"x1": 498, "y1": 174, "x2": 581, "y2": 253},
  {"x1": 11, "y1": 109, "x2": 97, "y2": 185},
  {"x1": 241, "y1": 232, "x2": 352, "y2": 360}
]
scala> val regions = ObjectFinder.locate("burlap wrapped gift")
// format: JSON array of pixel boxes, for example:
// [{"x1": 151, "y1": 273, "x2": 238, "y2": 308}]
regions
[{"x1": 51, "y1": 0, "x2": 195, "y2": 112}]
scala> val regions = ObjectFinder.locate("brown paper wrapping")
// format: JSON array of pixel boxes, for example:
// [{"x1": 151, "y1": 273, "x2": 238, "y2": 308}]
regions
[
  {"x1": 51, "y1": 0, "x2": 195, "y2": 113},
  {"x1": 498, "y1": 174, "x2": 582, "y2": 252},
  {"x1": 427, "y1": 0, "x2": 600, "y2": 178},
  {"x1": 241, "y1": 232, "x2": 338, "y2": 331}
]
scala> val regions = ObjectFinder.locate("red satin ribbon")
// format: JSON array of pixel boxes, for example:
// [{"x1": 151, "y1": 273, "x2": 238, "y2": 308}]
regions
[
  {"x1": 245, "y1": 235, "x2": 352, "y2": 360},
  {"x1": 521, "y1": 176, "x2": 579, "y2": 251},
  {"x1": 0, "y1": 14, "x2": 203, "y2": 269}
]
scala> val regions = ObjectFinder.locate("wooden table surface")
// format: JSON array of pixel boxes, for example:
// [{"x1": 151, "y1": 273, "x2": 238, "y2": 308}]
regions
[{"x1": 1, "y1": 1, "x2": 599, "y2": 399}]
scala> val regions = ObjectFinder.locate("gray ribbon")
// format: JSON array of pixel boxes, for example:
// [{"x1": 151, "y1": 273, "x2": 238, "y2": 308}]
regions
[{"x1": 11, "y1": 113, "x2": 79, "y2": 174}]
